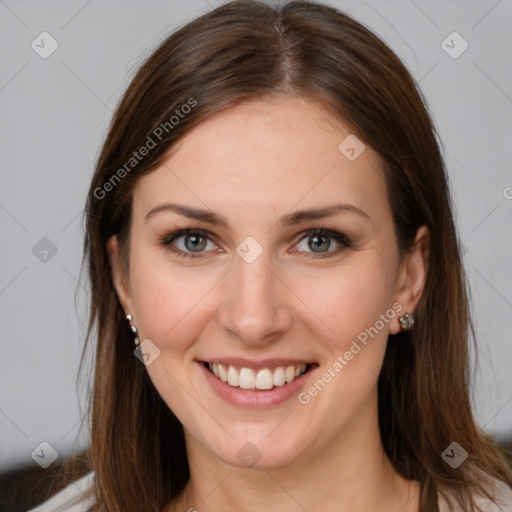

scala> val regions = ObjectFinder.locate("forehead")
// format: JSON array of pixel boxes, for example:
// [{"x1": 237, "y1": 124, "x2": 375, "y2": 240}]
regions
[{"x1": 133, "y1": 96, "x2": 389, "y2": 228}]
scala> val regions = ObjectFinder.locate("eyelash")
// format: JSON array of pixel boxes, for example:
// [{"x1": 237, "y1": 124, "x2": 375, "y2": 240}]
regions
[{"x1": 159, "y1": 225, "x2": 352, "y2": 259}]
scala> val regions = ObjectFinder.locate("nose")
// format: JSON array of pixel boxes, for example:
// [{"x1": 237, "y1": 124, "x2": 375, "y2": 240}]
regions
[{"x1": 218, "y1": 251, "x2": 293, "y2": 347}]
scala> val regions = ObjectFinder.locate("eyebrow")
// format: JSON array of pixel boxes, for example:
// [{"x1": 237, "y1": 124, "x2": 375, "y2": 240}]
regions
[{"x1": 144, "y1": 202, "x2": 370, "y2": 229}]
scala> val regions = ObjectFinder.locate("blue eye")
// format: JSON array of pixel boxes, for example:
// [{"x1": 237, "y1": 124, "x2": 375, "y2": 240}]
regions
[
  {"x1": 161, "y1": 229, "x2": 215, "y2": 258},
  {"x1": 293, "y1": 227, "x2": 351, "y2": 257},
  {"x1": 160, "y1": 226, "x2": 351, "y2": 259}
]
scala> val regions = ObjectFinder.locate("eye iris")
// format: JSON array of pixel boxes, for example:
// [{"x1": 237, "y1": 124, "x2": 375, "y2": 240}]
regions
[
  {"x1": 185, "y1": 234, "x2": 207, "y2": 252},
  {"x1": 309, "y1": 234, "x2": 330, "y2": 253}
]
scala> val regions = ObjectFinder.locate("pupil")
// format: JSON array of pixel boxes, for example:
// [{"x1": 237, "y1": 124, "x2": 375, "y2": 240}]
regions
[
  {"x1": 310, "y1": 234, "x2": 329, "y2": 252},
  {"x1": 185, "y1": 235, "x2": 207, "y2": 252}
]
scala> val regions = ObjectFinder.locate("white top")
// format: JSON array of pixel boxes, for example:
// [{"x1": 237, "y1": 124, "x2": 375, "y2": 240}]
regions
[
  {"x1": 28, "y1": 471, "x2": 512, "y2": 511},
  {"x1": 438, "y1": 478, "x2": 512, "y2": 511},
  {"x1": 27, "y1": 472, "x2": 95, "y2": 512}
]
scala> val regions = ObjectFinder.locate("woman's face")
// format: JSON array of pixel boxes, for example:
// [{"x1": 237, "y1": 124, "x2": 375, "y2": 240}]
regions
[{"x1": 109, "y1": 96, "x2": 428, "y2": 470}]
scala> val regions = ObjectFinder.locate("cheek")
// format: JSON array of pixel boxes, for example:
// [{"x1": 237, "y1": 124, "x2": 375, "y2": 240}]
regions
[
  {"x1": 295, "y1": 257, "x2": 397, "y2": 348},
  {"x1": 128, "y1": 250, "x2": 210, "y2": 347}
]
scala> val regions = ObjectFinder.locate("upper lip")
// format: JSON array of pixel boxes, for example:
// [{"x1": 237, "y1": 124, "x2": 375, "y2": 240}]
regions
[{"x1": 198, "y1": 357, "x2": 317, "y2": 371}]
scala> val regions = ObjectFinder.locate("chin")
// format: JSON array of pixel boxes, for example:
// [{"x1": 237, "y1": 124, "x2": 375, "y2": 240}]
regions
[{"x1": 206, "y1": 431, "x2": 304, "y2": 470}]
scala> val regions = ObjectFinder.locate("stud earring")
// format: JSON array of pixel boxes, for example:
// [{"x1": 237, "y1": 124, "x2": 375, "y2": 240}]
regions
[
  {"x1": 125, "y1": 314, "x2": 140, "y2": 346},
  {"x1": 399, "y1": 312, "x2": 415, "y2": 330}
]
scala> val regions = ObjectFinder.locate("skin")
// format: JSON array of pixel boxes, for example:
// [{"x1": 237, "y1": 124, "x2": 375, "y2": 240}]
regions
[{"x1": 108, "y1": 95, "x2": 429, "y2": 512}]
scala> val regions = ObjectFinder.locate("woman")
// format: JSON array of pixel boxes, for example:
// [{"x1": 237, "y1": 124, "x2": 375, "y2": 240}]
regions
[{"x1": 29, "y1": 1, "x2": 512, "y2": 511}]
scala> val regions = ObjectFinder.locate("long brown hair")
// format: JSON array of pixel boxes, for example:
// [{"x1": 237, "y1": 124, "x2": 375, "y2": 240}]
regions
[{"x1": 74, "y1": 1, "x2": 512, "y2": 511}]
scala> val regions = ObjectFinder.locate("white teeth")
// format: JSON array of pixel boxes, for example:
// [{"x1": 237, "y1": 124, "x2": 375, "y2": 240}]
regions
[
  {"x1": 207, "y1": 362, "x2": 308, "y2": 390},
  {"x1": 273, "y1": 367, "x2": 286, "y2": 386},
  {"x1": 209, "y1": 363, "x2": 219, "y2": 378},
  {"x1": 227, "y1": 365, "x2": 239, "y2": 386},
  {"x1": 256, "y1": 369, "x2": 273, "y2": 390},
  {"x1": 239, "y1": 367, "x2": 256, "y2": 389},
  {"x1": 218, "y1": 364, "x2": 228, "y2": 383},
  {"x1": 285, "y1": 366, "x2": 295, "y2": 383}
]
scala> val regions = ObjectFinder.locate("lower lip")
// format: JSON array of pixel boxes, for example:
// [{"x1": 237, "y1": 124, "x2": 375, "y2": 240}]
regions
[{"x1": 198, "y1": 361, "x2": 317, "y2": 408}]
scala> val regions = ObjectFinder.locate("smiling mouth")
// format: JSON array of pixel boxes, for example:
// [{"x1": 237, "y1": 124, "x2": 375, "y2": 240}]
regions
[{"x1": 201, "y1": 361, "x2": 317, "y2": 391}]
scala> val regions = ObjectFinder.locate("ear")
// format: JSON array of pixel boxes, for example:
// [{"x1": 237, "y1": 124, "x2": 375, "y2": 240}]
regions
[
  {"x1": 106, "y1": 235, "x2": 134, "y2": 315},
  {"x1": 389, "y1": 225, "x2": 430, "y2": 334}
]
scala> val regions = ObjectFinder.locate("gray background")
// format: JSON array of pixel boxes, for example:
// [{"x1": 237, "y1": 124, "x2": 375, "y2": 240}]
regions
[{"x1": 1, "y1": 0, "x2": 511, "y2": 471}]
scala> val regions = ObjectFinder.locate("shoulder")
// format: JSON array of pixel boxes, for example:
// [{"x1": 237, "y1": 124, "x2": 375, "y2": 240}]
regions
[
  {"x1": 477, "y1": 479, "x2": 512, "y2": 511},
  {"x1": 27, "y1": 472, "x2": 95, "y2": 512},
  {"x1": 438, "y1": 477, "x2": 512, "y2": 511}
]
